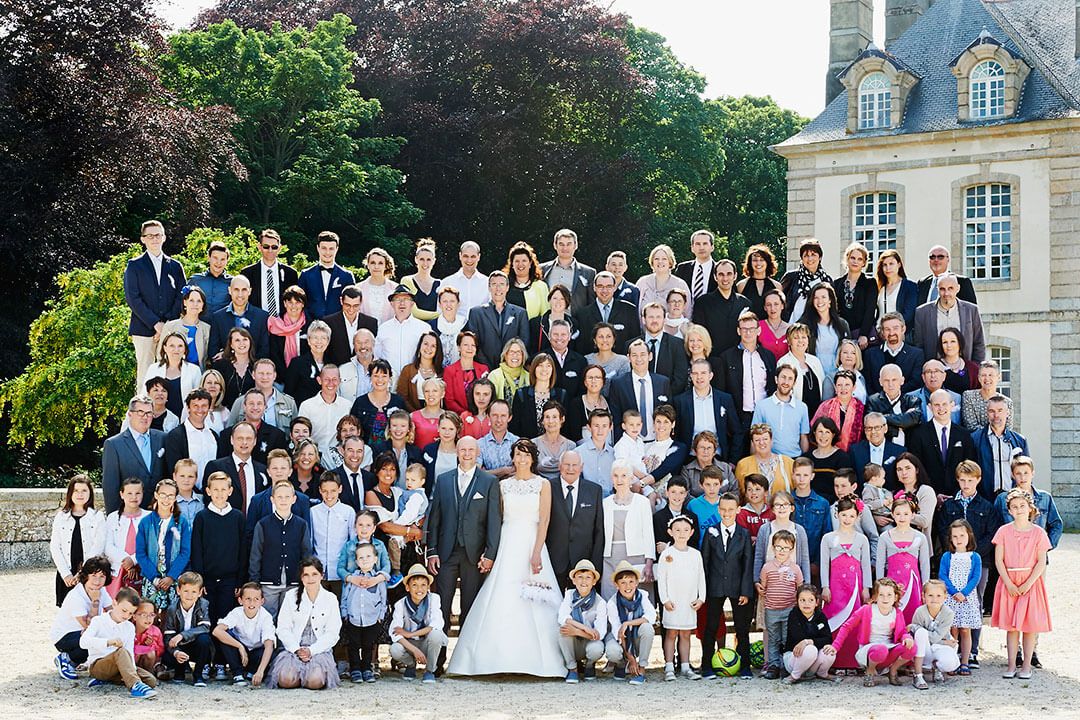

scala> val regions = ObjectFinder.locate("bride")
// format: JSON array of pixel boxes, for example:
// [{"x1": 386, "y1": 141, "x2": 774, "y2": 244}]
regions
[{"x1": 447, "y1": 438, "x2": 567, "y2": 677}]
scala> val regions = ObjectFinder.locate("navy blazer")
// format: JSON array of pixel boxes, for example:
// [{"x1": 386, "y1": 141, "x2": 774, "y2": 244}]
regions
[
  {"x1": 849, "y1": 439, "x2": 906, "y2": 490},
  {"x1": 888, "y1": 278, "x2": 920, "y2": 331},
  {"x1": 123, "y1": 253, "x2": 186, "y2": 337},
  {"x1": 240, "y1": 262, "x2": 299, "y2": 316},
  {"x1": 671, "y1": 388, "x2": 744, "y2": 463},
  {"x1": 208, "y1": 304, "x2": 271, "y2": 360},
  {"x1": 574, "y1": 299, "x2": 641, "y2": 355},
  {"x1": 297, "y1": 264, "x2": 356, "y2": 320},
  {"x1": 607, "y1": 371, "x2": 672, "y2": 442},
  {"x1": 466, "y1": 302, "x2": 531, "y2": 368},
  {"x1": 334, "y1": 464, "x2": 376, "y2": 511},
  {"x1": 202, "y1": 456, "x2": 270, "y2": 513},
  {"x1": 101, "y1": 428, "x2": 167, "y2": 514},
  {"x1": 614, "y1": 279, "x2": 641, "y2": 307},
  {"x1": 864, "y1": 342, "x2": 925, "y2": 395}
]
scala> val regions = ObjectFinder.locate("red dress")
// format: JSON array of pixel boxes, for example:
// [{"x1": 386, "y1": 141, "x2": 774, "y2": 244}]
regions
[{"x1": 992, "y1": 523, "x2": 1052, "y2": 633}]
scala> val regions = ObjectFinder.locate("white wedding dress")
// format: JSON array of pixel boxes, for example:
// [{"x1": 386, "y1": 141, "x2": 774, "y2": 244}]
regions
[{"x1": 447, "y1": 476, "x2": 566, "y2": 677}]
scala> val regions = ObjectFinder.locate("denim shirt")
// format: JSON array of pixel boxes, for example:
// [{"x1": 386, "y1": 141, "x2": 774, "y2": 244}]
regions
[
  {"x1": 994, "y1": 488, "x2": 1063, "y2": 549},
  {"x1": 792, "y1": 491, "x2": 830, "y2": 565}
]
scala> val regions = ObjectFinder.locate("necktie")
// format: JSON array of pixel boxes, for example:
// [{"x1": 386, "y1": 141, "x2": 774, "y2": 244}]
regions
[
  {"x1": 693, "y1": 264, "x2": 704, "y2": 298},
  {"x1": 723, "y1": 527, "x2": 731, "y2": 551},
  {"x1": 648, "y1": 338, "x2": 658, "y2": 372},
  {"x1": 638, "y1": 378, "x2": 648, "y2": 435},
  {"x1": 601, "y1": 304, "x2": 610, "y2": 323},
  {"x1": 238, "y1": 461, "x2": 248, "y2": 512},
  {"x1": 940, "y1": 426, "x2": 949, "y2": 465},
  {"x1": 929, "y1": 280, "x2": 939, "y2": 303},
  {"x1": 350, "y1": 472, "x2": 359, "y2": 502},
  {"x1": 137, "y1": 433, "x2": 152, "y2": 472},
  {"x1": 124, "y1": 515, "x2": 138, "y2": 555},
  {"x1": 266, "y1": 266, "x2": 278, "y2": 316},
  {"x1": 565, "y1": 485, "x2": 575, "y2": 517}
]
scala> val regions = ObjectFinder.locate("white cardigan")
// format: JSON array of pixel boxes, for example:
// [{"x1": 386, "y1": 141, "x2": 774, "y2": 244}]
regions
[
  {"x1": 777, "y1": 352, "x2": 825, "y2": 404},
  {"x1": 602, "y1": 494, "x2": 656, "y2": 560},
  {"x1": 50, "y1": 509, "x2": 106, "y2": 578},
  {"x1": 104, "y1": 509, "x2": 151, "y2": 576},
  {"x1": 276, "y1": 586, "x2": 342, "y2": 655},
  {"x1": 144, "y1": 361, "x2": 202, "y2": 400}
]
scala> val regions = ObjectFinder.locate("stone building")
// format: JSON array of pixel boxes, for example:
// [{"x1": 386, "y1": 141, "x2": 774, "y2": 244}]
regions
[{"x1": 773, "y1": 0, "x2": 1080, "y2": 523}]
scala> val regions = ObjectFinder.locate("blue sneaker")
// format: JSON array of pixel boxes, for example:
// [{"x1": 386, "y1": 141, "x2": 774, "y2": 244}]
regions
[
  {"x1": 350, "y1": 670, "x2": 364, "y2": 683},
  {"x1": 87, "y1": 678, "x2": 107, "y2": 688},
  {"x1": 421, "y1": 671, "x2": 436, "y2": 684},
  {"x1": 565, "y1": 670, "x2": 580, "y2": 684},
  {"x1": 362, "y1": 670, "x2": 376, "y2": 683},
  {"x1": 388, "y1": 573, "x2": 404, "y2": 588},
  {"x1": 701, "y1": 669, "x2": 717, "y2": 680},
  {"x1": 55, "y1": 653, "x2": 77, "y2": 681},
  {"x1": 402, "y1": 667, "x2": 416, "y2": 681},
  {"x1": 629, "y1": 674, "x2": 645, "y2": 685},
  {"x1": 130, "y1": 682, "x2": 158, "y2": 699}
]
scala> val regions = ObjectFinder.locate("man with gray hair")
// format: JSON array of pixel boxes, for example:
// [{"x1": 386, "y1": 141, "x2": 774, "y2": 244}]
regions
[
  {"x1": 101, "y1": 395, "x2": 167, "y2": 513},
  {"x1": 907, "y1": 388, "x2": 976, "y2": 495},
  {"x1": 916, "y1": 245, "x2": 977, "y2": 305},
  {"x1": 849, "y1": 411, "x2": 906, "y2": 486},
  {"x1": 865, "y1": 363, "x2": 922, "y2": 445},
  {"x1": 443, "y1": 241, "x2": 489, "y2": 313},
  {"x1": 546, "y1": 450, "x2": 606, "y2": 592},
  {"x1": 540, "y1": 228, "x2": 596, "y2": 312},
  {"x1": 912, "y1": 272, "x2": 986, "y2": 363}
]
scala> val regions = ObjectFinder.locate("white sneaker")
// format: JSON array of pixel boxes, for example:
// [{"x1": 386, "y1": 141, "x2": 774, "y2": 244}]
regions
[
  {"x1": 682, "y1": 667, "x2": 702, "y2": 680},
  {"x1": 664, "y1": 668, "x2": 676, "y2": 682}
]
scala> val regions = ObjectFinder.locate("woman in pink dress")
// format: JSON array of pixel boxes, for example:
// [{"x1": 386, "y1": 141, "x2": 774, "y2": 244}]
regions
[
  {"x1": 819, "y1": 499, "x2": 872, "y2": 670},
  {"x1": 993, "y1": 488, "x2": 1052, "y2": 679},
  {"x1": 876, "y1": 498, "x2": 930, "y2": 626}
]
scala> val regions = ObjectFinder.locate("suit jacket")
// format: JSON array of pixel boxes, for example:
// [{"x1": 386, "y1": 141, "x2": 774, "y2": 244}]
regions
[
  {"x1": 216, "y1": 421, "x2": 288, "y2": 466},
  {"x1": 865, "y1": 391, "x2": 923, "y2": 441},
  {"x1": 912, "y1": 299, "x2": 986, "y2": 363},
  {"x1": 904, "y1": 387, "x2": 963, "y2": 425},
  {"x1": 240, "y1": 261, "x2": 299, "y2": 316},
  {"x1": 690, "y1": 290, "x2": 751, "y2": 357},
  {"x1": 671, "y1": 388, "x2": 744, "y2": 463},
  {"x1": 639, "y1": 333, "x2": 689, "y2": 395},
  {"x1": 334, "y1": 464, "x2": 377, "y2": 511},
  {"x1": 539, "y1": 259, "x2": 596, "y2": 312},
  {"x1": 123, "y1": 253, "x2": 186, "y2": 337},
  {"x1": 573, "y1": 299, "x2": 640, "y2": 355},
  {"x1": 208, "y1": 304, "x2": 271, "y2": 360},
  {"x1": 675, "y1": 259, "x2": 718, "y2": 297},
  {"x1": 509, "y1": 386, "x2": 567, "y2": 439},
  {"x1": 322, "y1": 310, "x2": 379, "y2": 366},
  {"x1": 297, "y1": 264, "x2": 356, "y2": 320},
  {"x1": 700, "y1": 523, "x2": 754, "y2": 599},
  {"x1": 546, "y1": 477, "x2": 605, "y2": 589},
  {"x1": 614, "y1": 279, "x2": 640, "y2": 307},
  {"x1": 905, "y1": 421, "x2": 976, "y2": 496},
  {"x1": 466, "y1": 302, "x2": 531, "y2": 369},
  {"x1": 715, "y1": 345, "x2": 777, "y2": 411},
  {"x1": 916, "y1": 273, "x2": 977, "y2": 307},
  {"x1": 607, "y1": 371, "x2": 672, "y2": 442},
  {"x1": 163, "y1": 422, "x2": 219, "y2": 481},
  {"x1": 548, "y1": 348, "x2": 588, "y2": 399},
  {"x1": 864, "y1": 343, "x2": 925, "y2": 395},
  {"x1": 101, "y1": 428, "x2": 167, "y2": 514},
  {"x1": 425, "y1": 467, "x2": 502, "y2": 565},
  {"x1": 849, "y1": 439, "x2": 906, "y2": 490},
  {"x1": 202, "y1": 456, "x2": 270, "y2": 513}
]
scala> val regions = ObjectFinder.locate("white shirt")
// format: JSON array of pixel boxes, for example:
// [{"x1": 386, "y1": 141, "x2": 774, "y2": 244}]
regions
[
  {"x1": 390, "y1": 593, "x2": 444, "y2": 644},
  {"x1": 184, "y1": 420, "x2": 218, "y2": 488},
  {"x1": 630, "y1": 371, "x2": 654, "y2": 439},
  {"x1": 932, "y1": 418, "x2": 951, "y2": 450},
  {"x1": 298, "y1": 393, "x2": 353, "y2": 465},
  {"x1": 80, "y1": 611, "x2": 135, "y2": 667},
  {"x1": 233, "y1": 453, "x2": 256, "y2": 512},
  {"x1": 868, "y1": 606, "x2": 896, "y2": 645},
  {"x1": 374, "y1": 315, "x2": 430, "y2": 378},
  {"x1": 147, "y1": 251, "x2": 163, "y2": 283},
  {"x1": 220, "y1": 606, "x2": 276, "y2": 650},
  {"x1": 692, "y1": 388, "x2": 717, "y2": 438},
  {"x1": 614, "y1": 434, "x2": 647, "y2": 476},
  {"x1": 343, "y1": 313, "x2": 360, "y2": 352},
  {"x1": 457, "y1": 466, "x2": 477, "y2": 497},
  {"x1": 260, "y1": 260, "x2": 280, "y2": 313},
  {"x1": 180, "y1": 604, "x2": 194, "y2": 631},
  {"x1": 741, "y1": 346, "x2": 767, "y2": 412},
  {"x1": 310, "y1": 500, "x2": 357, "y2": 581},
  {"x1": 443, "y1": 269, "x2": 490, "y2": 313},
  {"x1": 50, "y1": 584, "x2": 113, "y2": 643},
  {"x1": 207, "y1": 502, "x2": 233, "y2": 517},
  {"x1": 691, "y1": 259, "x2": 713, "y2": 298},
  {"x1": 319, "y1": 264, "x2": 334, "y2": 296}
]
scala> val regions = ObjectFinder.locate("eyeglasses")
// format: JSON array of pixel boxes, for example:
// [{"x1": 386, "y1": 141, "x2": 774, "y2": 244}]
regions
[
  {"x1": 261, "y1": 244, "x2": 280, "y2": 250},
  {"x1": 130, "y1": 409, "x2": 154, "y2": 417},
  {"x1": 928, "y1": 254, "x2": 948, "y2": 260},
  {"x1": 772, "y1": 503, "x2": 792, "y2": 509},
  {"x1": 864, "y1": 424, "x2": 887, "y2": 431}
]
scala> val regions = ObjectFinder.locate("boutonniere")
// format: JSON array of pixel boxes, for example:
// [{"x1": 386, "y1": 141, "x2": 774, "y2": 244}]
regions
[
  {"x1": 664, "y1": 554, "x2": 674, "y2": 563},
  {"x1": 156, "y1": 448, "x2": 165, "y2": 458},
  {"x1": 259, "y1": 441, "x2": 268, "y2": 452},
  {"x1": 658, "y1": 395, "x2": 668, "y2": 403},
  {"x1": 708, "y1": 526, "x2": 720, "y2": 537},
  {"x1": 613, "y1": 323, "x2": 625, "y2": 331},
  {"x1": 565, "y1": 370, "x2": 577, "y2": 378},
  {"x1": 884, "y1": 456, "x2": 895, "y2": 465},
  {"x1": 505, "y1": 316, "x2": 515, "y2": 326},
  {"x1": 580, "y1": 277, "x2": 589, "y2": 287},
  {"x1": 332, "y1": 277, "x2": 342, "y2": 289},
  {"x1": 239, "y1": 317, "x2": 251, "y2": 329},
  {"x1": 424, "y1": 453, "x2": 434, "y2": 463},
  {"x1": 719, "y1": 406, "x2": 726, "y2": 417},
  {"x1": 309, "y1": 366, "x2": 317, "y2": 379}
]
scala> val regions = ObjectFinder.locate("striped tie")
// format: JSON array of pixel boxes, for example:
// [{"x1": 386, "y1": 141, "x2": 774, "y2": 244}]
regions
[
  {"x1": 693, "y1": 264, "x2": 705, "y2": 298},
  {"x1": 266, "y1": 267, "x2": 278, "y2": 316}
]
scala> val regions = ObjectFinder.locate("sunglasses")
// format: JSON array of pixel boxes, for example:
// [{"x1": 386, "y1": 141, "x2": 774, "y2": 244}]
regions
[
  {"x1": 261, "y1": 244, "x2": 281, "y2": 250},
  {"x1": 928, "y1": 254, "x2": 948, "y2": 260}
]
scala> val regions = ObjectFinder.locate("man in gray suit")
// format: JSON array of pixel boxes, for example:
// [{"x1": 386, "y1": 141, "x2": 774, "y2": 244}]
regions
[
  {"x1": 465, "y1": 271, "x2": 530, "y2": 368},
  {"x1": 912, "y1": 273, "x2": 986, "y2": 363},
  {"x1": 101, "y1": 395, "x2": 167, "y2": 514},
  {"x1": 539, "y1": 228, "x2": 596, "y2": 313},
  {"x1": 425, "y1": 436, "x2": 503, "y2": 638}
]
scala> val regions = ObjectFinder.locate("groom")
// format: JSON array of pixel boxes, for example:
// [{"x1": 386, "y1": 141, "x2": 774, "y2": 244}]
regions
[{"x1": 425, "y1": 436, "x2": 502, "y2": 660}]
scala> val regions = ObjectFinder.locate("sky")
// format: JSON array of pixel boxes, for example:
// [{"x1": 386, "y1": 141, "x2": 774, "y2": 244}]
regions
[{"x1": 155, "y1": 0, "x2": 889, "y2": 119}]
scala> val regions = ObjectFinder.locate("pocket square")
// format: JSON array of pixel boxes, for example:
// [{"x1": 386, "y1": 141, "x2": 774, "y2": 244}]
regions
[
  {"x1": 565, "y1": 371, "x2": 578, "y2": 378},
  {"x1": 613, "y1": 323, "x2": 625, "y2": 331},
  {"x1": 579, "y1": 503, "x2": 593, "y2": 509},
  {"x1": 884, "y1": 457, "x2": 895, "y2": 465},
  {"x1": 472, "y1": 492, "x2": 485, "y2": 500}
]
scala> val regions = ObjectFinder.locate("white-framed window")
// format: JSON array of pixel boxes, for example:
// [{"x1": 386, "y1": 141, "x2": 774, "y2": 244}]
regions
[
  {"x1": 858, "y1": 73, "x2": 892, "y2": 130},
  {"x1": 970, "y1": 60, "x2": 1006, "y2": 119},
  {"x1": 852, "y1": 192, "x2": 897, "y2": 271},
  {"x1": 990, "y1": 346, "x2": 1012, "y2": 397},
  {"x1": 964, "y1": 183, "x2": 1012, "y2": 280}
]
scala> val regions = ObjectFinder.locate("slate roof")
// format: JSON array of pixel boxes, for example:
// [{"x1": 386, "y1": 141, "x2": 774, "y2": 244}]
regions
[{"x1": 778, "y1": 0, "x2": 1080, "y2": 148}]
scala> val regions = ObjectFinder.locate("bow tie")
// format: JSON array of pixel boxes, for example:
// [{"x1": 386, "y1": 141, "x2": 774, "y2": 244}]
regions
[{"x1": 321, "y1": 266, "x2": 333, "y2": 273}]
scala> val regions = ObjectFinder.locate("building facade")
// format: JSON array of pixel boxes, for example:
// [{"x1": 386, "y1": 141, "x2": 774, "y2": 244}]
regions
[{"x1": 774, "y1": 0, "x2": 1080, "y2": 524}]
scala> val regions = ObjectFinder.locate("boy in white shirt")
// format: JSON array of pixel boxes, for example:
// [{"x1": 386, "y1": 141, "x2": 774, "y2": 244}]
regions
[
  {"x1": 613, "y1": 410, "x2": 649, "y2": 493},
  {"x1": 80, "y1": 586, "x2": 158, "y2": 698},
  {"x1": 389, "y1": 564, "x2": 447, "y2": 684},
  {"x1": 557, "y1": 560, "x2": 608, "y2": 683},
  {"x1": 212, "y1": 583, "x2": 276, "y2": 686},
  {"x1": 310, "y1": 472, "x2": 356, "y2": 593}
]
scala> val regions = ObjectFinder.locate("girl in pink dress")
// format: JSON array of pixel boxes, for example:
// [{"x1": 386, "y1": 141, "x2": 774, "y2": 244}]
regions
[
  {"x1": 819, "y1": 499, "x2": 872, "y2": 670},
  {"x1": 876, "y1": 498, "x2": 930, "y2": 626},
  {"x1": 993, "y1": 488, "x2": 1052, "y2": 680}
]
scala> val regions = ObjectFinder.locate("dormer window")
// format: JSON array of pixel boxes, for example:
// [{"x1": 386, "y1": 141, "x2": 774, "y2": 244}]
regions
[
  {"x1": 858, "y1": 73, "x2": 891, "y2": 129},
  {"x1": 969, "y1": 60, "x2": 1006, "y2": 119},
  {"x1": 949, "y1": 32, "x2": 1030, "y2": 122}
]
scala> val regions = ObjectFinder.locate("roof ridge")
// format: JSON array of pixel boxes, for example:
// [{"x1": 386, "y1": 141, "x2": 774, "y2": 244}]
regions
[{"x1": 981, "y1": 0, "x2": 1080, "y2": 108}]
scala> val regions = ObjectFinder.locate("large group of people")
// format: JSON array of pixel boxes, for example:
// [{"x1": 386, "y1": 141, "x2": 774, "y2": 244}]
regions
[{"x1": 48, "y1": 222, "x2": 1059, "y2": 698}]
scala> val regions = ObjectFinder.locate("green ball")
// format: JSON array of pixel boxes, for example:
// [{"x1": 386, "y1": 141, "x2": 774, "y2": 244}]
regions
[
  {"x1": 711, "y1": 647, "x2": 741, "y2": 676},
  {"x1": 749, "y1": 640, "x2": 765, "y2": 668}
]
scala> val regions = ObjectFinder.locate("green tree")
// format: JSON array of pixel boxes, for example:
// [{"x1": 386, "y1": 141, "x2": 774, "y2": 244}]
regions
[{"x1": 159, "y1": 15, "x2": 422, "y2": 260}]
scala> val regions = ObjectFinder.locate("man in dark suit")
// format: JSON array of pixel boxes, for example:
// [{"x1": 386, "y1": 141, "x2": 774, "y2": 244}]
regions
[
  {"x1": 539, "y1": 228, "x2": 596, "y2": 313},
  {"x1": 864, "y1": 312, "x2": 925, "y2": 395},
  {"x1": 123, "y1": 220, "x2": 187, "y2": 388},
  {"x1": 716, "y1": 313, "x2": 777, "y2": 438},
  {"x1": 608, "y1": 339, "x2": 672, "y2": 442},
  {"x1": 324, "y1": 285, "x2": 379, "y2": 366},
  {"x1": 690, "y1": 259, "x2": 751, "y2": 357},
  {"x1": 217, "y1": 389, "x2": 288, "y2": 465},
  {"x1": 699, "y1": 491, "x2": 755, "y2": 679},
  {"x1": 466, "y1": 271, "x2": 530, "y2": 368},
  {"x1": 546, "y1": 451, "x2": 605, "y2": 592},
  {"x1": 639, "y1": 302, "x2": 688, "y2": 395},
  {"x1": 544, "y1": 319, "x2": 588, "y2": 398},
  {"x1": 906, "y1": 389, "x2": 977, "y2": 496},
  {"x1": 207, "y1": 275, "x2": 271, "y2": 360},
  {"x1": 425, "y1": 437, "x2": 503, "y2": 645},
  {"x1": 672, "y1": 358, "x2": 743, "y2": 463},
  {"x1": 674, "y1": 229, "x2": 719, "y2": 302},
  {"x1": 202, "y1": 421, "x2": 270, "y2": 514},
  {"x1": 865, "y1": 363, "x2": 923, "y2": 444},
  {"x1": 296, "y1": 230, "x2": 356, "y2": 319},
  {"x1": 240, "y1": 228, "x2": 299, "y2": 317},
  {"x1": 101, "y1": 395, "x2": 167, "y2": 514},
  {"x1": 574, "y1": 271, "x2": 640, "y2": 355},
  {"x1": 916, "y1": 245, "x2": 978, "y2": 306},
  {"x1": 164, "y1": 389, "x2": 219, "y2": 488},
  {"x1": 849, "y1": 412, "x2": 906, "y2": 489},
  {"x1": 912, "y1": 274, "x2": 987, "y2": 363},
  {"x1": 334, "y1": 436, "x2": 376, "y2": 511}
]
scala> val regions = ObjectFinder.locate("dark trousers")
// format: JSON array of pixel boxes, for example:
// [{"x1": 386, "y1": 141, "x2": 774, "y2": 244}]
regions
[
  {"x1": 343, "y1": 621, "x2": 381, "y2": 672},
  {"x1": 203, "y1": 576, "x2": 238, "y2": 624},
  {"x1": 55, "y1": 630, "x2": 88, "y2": 665},
  {"x1": 435, "y1": 546, "x2": 484, "y2": 632},
  {"x1": 218, "y1": 642, "x2": 267, "y2": 677},
  {"x1": 702, "y1": 596, "x2": 752, "y2": 670},
  {"x1": 165, "y1": 633, "x2": 213, "y2": 678},
  {"x1": 737, "y1": 411, "x2": 754, "y2": 457}
]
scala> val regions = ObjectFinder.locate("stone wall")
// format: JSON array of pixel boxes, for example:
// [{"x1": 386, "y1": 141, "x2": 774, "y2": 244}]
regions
[{"x1": 0, "y1": 489, "x2": 105, "y2": 570}]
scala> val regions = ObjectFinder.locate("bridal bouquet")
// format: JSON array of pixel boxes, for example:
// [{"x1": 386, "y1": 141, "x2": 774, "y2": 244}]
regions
[{"x1": 520, "y1": 575, "x2": 562, "y2": 607}]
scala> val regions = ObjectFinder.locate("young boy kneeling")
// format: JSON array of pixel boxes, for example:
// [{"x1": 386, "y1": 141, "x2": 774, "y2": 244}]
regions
[
  {"x1": 212, "y1": 582, "x2": 276, "y2": 686},
  {"x1": 162, "y1": 571, "x2": 213, "y2": 686},
  {"x1": 604, "y1": 560, "x2": 657, "y2": 685},
  {"x1": 80, "y1": 587, "x2": 158, "y2": 699},
  {"x1": 389, "y1": 564, "x2": 448, "y2": 683},
  {"x1": 557, "y1": 560, "x2": 608, "y2": 683}
]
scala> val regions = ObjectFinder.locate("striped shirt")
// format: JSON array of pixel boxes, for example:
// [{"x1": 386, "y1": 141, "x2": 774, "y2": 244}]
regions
[{"x1": 760, "y1": 559, "x2": 803, "y2": 610}]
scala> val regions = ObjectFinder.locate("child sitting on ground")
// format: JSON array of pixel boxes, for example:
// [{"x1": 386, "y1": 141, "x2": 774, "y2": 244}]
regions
[
  {"x1": 50, "y1": 554, "x2": 113, "y2": 680},
  {"x1": 782, "y1": 584, "x2": 837, "y2": 684},
  {"x1": 161, "y1": 570, "x2": 213, "y2": 686},
  {"x1": 827, "y1": 577, "x2": 915, "y2": 688},
  {"x1": 79, "y1": 587, "x2": 158, "y2": 699},
  {"x1": 133, "y1": 600, "x2": 164, "y2": 676},
  {"x1": 212, "y1": 582, "x2": 276, "y2": 686}
]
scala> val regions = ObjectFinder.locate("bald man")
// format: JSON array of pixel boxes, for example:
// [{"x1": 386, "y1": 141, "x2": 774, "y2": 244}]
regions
[
  {"x1": 916, "y1": 245, "x2": 977, "y2": 305},
  {"x1": 546, "y1": 451, "x2": 606, "y2": 591},
  {"x1": 208, "y1": 274, "x2": 271, "y2": 359},
  {"x1": 906, "y1": 388, "x2": 976, "y2": 496}
]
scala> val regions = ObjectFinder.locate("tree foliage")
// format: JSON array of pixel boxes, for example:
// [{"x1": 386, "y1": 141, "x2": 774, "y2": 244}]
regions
[{"x1": 159, "y1": 15, "x2": 422, "y2": 261}]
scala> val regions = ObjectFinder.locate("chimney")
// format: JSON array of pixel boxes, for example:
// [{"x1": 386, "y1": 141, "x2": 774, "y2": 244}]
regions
[
  {"x1": 885, "y1": 0, "x2": 933, "y2": 48},
  {"x1": 827, "y1": 0, "x2": 874, "y2": 106}
]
